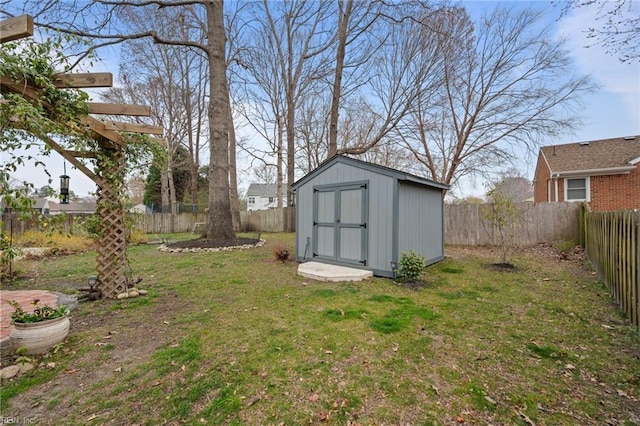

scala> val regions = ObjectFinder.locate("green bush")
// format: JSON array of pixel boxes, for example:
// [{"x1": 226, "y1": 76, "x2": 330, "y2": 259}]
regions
[{"x1": 396, "y1": 250, "x2": 425, "y2": 281}]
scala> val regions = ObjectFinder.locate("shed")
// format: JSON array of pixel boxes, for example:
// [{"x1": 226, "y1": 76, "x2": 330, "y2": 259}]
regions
[{"x1": 291, "y1": 155, "x2": 448, "y2": 278}]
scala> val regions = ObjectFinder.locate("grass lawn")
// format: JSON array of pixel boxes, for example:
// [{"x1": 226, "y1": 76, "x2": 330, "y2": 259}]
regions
[{"x1": 1, "y1": 233, "x2": 639, "y2": 425}]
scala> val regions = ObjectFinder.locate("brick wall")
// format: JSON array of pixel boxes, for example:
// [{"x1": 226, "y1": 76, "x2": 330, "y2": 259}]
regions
[
  {"x1": 533, "y1": 153, "x2": 554, "y2": 202},
  {"x1": 589, "y1": 167, "x2": 640, "y2": 211}
]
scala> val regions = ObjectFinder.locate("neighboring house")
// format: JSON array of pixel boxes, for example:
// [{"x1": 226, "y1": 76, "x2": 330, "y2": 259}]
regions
[
  {"x1": 128, "y1": 203, "x2": 150, "y2": 214},
  {"x1": 292, "y1": 155, "x2": 448, "y2": 278},
  {"x1": 0, "y1": 197, "x2": 50, "y2": 214},
  {"x1": 533, "y1": 136, "x2": 640, "y2": 212},
  {"x1": 48, "y1": 200, "x2": 97, "y2": 215},
  {"x1": 246, "y1": 183, "x2": 280, "y2": 211}
]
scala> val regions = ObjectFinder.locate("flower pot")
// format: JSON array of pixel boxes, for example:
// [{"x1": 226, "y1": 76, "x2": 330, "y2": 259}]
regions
[{"x1": 10, "y1": 315, "x2": 70, "y2": 355}]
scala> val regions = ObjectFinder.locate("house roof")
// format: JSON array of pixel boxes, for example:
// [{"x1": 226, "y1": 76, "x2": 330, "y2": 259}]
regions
[
  {"x1": 292, "y1": 154, "x2": 449, "y2": 190},
  {"x1": 246, "y1": 183, "x2": 278, "y2": 197},
  {"x1": 0, "y1": 197, "x2": 48, "y2": 210},
  {"x1": 540, "y1": 136, "x2": 640, "y2": 176},
  {"x1": 49, "y1": 201, "x2": 97, "y2": 213}
]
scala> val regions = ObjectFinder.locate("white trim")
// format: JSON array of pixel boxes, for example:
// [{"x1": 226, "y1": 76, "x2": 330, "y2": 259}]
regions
[
  {"x1": 554, "y1": 166, "x2": 635, "y2": 177},
  {"x1": 564, "y1": 176, "x2": 590, "y2": 202},
  {"x1": 629, "y1": 156, "x2": 640, "y2": 165}
]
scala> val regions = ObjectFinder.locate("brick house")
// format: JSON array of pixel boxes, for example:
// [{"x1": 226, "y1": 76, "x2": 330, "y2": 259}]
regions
[{"x1": 533, "y1": 136, "x2": 640, "y2": 212}]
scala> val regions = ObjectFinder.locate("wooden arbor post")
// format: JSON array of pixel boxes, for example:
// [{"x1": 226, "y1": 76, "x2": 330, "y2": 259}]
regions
[
  {"x1": 95, "y1": 147, "x2": 128, "y2": 297},
  {"x1": 1, "y1": 15, "x2": 163, "y2": 299}
]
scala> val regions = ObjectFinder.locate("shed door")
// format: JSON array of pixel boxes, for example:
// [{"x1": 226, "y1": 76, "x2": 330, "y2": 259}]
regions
[{"x1": 313, "y1": 183, "x2": 368, "y2": 265}]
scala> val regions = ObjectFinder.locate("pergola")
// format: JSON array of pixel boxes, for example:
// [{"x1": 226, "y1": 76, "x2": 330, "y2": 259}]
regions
[{"x1": 1, "y1": 15, "x2": 163, "y2": 299}]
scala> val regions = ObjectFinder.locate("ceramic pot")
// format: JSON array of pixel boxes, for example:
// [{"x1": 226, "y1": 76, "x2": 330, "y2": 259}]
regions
[{"x1": 10, "y1": 316, "x2": 70, "y2": 355}]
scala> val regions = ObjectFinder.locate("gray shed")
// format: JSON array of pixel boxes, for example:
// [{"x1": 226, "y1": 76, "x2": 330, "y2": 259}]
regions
[{"x1": 291, "y1": 155, "x2": 448, "y2": 278}]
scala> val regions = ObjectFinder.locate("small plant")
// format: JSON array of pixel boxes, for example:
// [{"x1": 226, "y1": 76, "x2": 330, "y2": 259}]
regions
[
  {"x1": 482, "y1": 186, "x2": 521, "y2": 266},
  {"x1": 273, "y1": 243, "x2": 290, "y2": 263},
  {"x1": 553, "y1": 239, "x2": 575, "y2": 260},
  {"x1": 0, "y1": 232, "x2": 22, "y2": 282},
  {"x1": 396, "y1": 250, "x2": 425, "y2": 281},
  {"x1": 7, "y1": 299, "x2": 68, "y2": 323}
]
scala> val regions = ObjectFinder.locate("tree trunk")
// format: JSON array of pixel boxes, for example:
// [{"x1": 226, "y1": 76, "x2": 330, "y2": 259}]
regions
[
  {"x1": 161, "y1": 165, "x2": 170, "y2": 214},
  {"x1": 228, "y1": 91, "x2": 241, "y2": 232},
  {"x1": 286, "y1": 91, "x2": 295, "y2": 207},
  {"x1": 277, "y1": 115, "x2": 284, "y2": 208},
  {"x1": 204, "y1": 0, "x2": 235, "y2": 240},
  {"x1": 328, "y1": 0, "x2": 352, "y2": 158},
  {"x1": 167, "y1": 166, "x2": 177, "y2": 233}
]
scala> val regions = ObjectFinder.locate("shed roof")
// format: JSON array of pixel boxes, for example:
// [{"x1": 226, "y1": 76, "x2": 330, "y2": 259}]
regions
[
  {"x1": 540, "y1": 136, "x2": 640, "y2": 176},
  {"x1": 292, "y1": 155, "x2": 449, "y2": 190},
  {"x1": 246, "y1": 183, "x2": 278, "y2": 197}
]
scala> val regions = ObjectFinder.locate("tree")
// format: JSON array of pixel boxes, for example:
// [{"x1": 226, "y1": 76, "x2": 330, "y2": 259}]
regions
[
  {"x1": 35, "y1": 185, "x2": 55, "y2": 198},
  {"x1": 490, "y1": 170, "x2": 533, "y2": 203},
  {"x1": 401, "y1": 6, "x2": 596, "y2": 190},
  {"x1": 4, "y1": 0, "x2": 236, "y2": 241},
  {"x1": 482, "y1": 185, "x2": 521, "y2": 266},
  {"x1": 560, "y1": 0, "x2": 640, "y2": 63},
  {"x1": 242, "y1": 0, "x2": 334, "y2": 206}
]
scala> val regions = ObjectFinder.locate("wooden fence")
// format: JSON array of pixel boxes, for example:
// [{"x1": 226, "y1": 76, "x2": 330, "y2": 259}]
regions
[
  {"x1": 240, "y1": 208, "x2": 295, "y2": 233},
  {"x1": 4, "y1": 203, "x2": 579, "y2": 244},
  {"x1": 444, "y1": 202, "x2": 581, "y2": 246},
  {"x1": 129, "y1": 213, "x2": 208, "y2": 234},
  {"x1": 585, "y1": 210, "x2": 639, "y2": 333}
]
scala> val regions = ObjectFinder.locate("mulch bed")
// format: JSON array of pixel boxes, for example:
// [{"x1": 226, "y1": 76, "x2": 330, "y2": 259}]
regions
[{"x1": 165, "y1": 237, "x2": 260, "y2": 249}]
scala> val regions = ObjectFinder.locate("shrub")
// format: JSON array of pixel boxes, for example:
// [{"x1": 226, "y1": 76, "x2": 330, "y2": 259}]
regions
[
  {"x1": 396, "y1": 250, "x2": 425, "y2": 281},
  {"x1": 128, "y1": 230, "x2": 149, "y2": 246},
  {"x1": 14, "y1": 230, "x2": 95, "y2": 253},
  {"x1": 273, "y1": 243, "x2": 290, "y2": 263}
]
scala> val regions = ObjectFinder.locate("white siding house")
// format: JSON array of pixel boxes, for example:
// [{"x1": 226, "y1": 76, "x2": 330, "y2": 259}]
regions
[{"x1": 246, "y1": 183, "x2": 278, "y2": 211}]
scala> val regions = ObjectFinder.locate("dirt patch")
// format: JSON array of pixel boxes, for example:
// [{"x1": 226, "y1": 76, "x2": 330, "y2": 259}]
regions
[
  {"x1": 394, "y1": 279, "x2": 429, "y2": 290},
  {"x1": 487, "y1": 262, "x2": 519, "y2": 272},
  {"x1": 1, "y1": 291, "x2": 193, "y2": 422}
]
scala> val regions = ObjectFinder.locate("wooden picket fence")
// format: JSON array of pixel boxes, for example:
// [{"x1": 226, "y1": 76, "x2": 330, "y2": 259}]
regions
[{"x1": 584, "y1": 210, "x2": 640, "y2": 333}]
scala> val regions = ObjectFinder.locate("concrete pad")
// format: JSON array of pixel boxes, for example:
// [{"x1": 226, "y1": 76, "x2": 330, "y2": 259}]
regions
[{"x1": 297, "y1": 261, "x2": 373, "y2": 282}]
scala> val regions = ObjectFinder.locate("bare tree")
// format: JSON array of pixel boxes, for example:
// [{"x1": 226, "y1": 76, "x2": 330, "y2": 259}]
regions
[
  {"x1": 246, "y1": 0, "x2": 335, "y2": 206},
  {"x1": 402, "y1": 6, "x2": 596, "y2": 189},
  {"x1": 334, "y1": 3, "x2": 451, "y2": 158},
  {"x1": 327, "y1": 0, "x2": 384, "y2": 157},
  {"x1": 559, "y1": 0, "x2": 639, "y2": 63},
  {"x1": 489, "y1": 169, "x2": 533, "y2": 203}
]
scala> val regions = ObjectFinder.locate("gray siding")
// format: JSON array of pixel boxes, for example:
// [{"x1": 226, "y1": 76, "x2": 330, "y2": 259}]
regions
[
  {"x1": 295, "y1": 162, "x2": 394, "y2": 273},
  {"x1": 397, "y1": 182, "x2": 444, "y2": 265}
]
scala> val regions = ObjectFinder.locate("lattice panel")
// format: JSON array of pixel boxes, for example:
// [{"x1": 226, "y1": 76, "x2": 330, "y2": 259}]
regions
[{"x1": 95, "y1": 148, "x2": 127, "y2": 299}]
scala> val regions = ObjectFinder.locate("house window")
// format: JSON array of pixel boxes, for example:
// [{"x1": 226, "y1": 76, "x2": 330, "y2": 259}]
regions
[
  {"x1": 565, "y1": 177, "x2": 589, "y2": 201},
  {"x1": 248, "y1": 197, "x2": 255, "y2": 204},
  {"x1": 268, "y1": 197, "x2": 274, "y2": 203}
]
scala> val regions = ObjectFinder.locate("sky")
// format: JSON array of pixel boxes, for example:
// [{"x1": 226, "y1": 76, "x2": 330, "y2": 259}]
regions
[{"x1": 2, "y1": 1, "x2": 639, "y2": 199}]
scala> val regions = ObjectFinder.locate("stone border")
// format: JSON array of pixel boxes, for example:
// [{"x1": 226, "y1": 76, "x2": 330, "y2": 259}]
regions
[{"x1": 157, "y1": 239, "x2": 266, "y2": 253}]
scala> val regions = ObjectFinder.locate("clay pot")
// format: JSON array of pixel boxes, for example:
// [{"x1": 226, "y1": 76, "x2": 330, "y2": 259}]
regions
[{"x1": 10, "y1": 316, "x2": 70, "y2": 355}]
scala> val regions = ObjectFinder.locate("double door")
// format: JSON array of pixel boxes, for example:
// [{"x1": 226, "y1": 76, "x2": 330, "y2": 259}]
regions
[{"x1": 312, "y1": 182, "x2": 368, "y2": 266}]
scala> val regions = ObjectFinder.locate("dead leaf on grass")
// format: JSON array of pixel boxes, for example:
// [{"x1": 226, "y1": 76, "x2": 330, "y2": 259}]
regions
[
  {"x1": 246, "y1": 396, "x2": 261, "y2": 406},
  {"x1": 309, "y1": 393, "x2": 320, "y2": 402}
]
